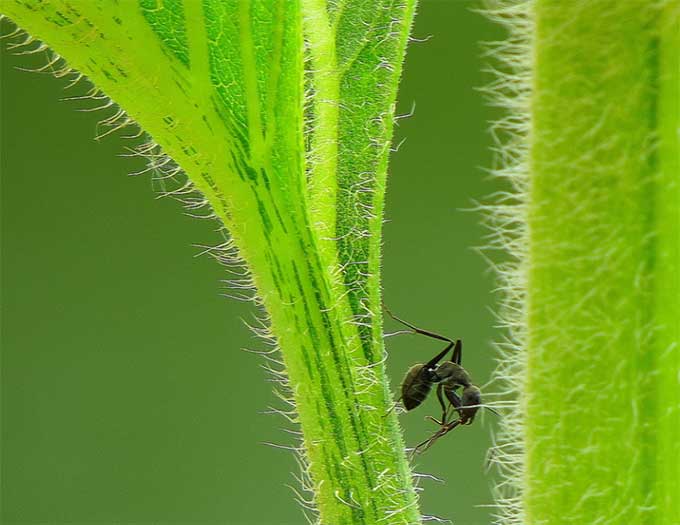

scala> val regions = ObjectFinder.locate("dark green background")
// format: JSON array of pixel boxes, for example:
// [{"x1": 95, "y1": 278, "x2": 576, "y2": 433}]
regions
[{"x1": 1, "y1": 2, "x2": 504, "y2": 523}]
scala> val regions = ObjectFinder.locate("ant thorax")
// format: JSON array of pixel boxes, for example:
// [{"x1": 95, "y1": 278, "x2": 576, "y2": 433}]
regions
[{"x1": 433, "y1": 361, "x2": 473, "y2": 387}]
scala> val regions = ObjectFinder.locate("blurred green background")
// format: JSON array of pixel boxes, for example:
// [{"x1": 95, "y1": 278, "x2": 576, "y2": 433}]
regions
[{"x1": 1, "y1": 2, "x2": 504, "y2": 524}]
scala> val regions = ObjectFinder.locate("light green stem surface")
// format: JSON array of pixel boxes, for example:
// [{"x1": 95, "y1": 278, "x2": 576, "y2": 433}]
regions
[
  {"x1": 525, "y1": 1, "x2": 679, "y2": 523},
  {"x1": 0, "y1": 1, "x2": 420, "y2": 523}
]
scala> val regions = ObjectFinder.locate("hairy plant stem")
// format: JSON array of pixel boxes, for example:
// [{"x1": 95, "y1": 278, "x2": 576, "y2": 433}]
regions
[
  {"x1": 485, "y1": 1, "x2": 679, "y2": 523},
  {"x1": 1, "y1": 1, "x2": 421, "y2": 523},
  {"x1": 525, "y1": 2, "x2": 679, "y2": 523}
]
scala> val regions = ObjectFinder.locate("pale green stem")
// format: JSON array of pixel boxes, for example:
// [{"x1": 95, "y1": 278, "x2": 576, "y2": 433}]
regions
[{"x1": 525, "y1": 1, "x2": 679, "y2": 523}]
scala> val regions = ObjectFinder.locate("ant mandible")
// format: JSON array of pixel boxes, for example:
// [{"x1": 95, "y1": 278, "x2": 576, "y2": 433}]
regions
[{"x1": 383, "y1": 304, "x2": 483, "y2": 454}]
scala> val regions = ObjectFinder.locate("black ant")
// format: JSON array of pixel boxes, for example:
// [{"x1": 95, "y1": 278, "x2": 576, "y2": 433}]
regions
[{"x1": 383, "y1": 304, "x2": 487, "y2": 454}]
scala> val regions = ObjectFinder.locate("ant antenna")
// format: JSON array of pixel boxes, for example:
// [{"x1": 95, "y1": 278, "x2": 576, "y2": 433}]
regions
[{"x1": 485, "y1": 406, "x2": 501, "y2": 417}]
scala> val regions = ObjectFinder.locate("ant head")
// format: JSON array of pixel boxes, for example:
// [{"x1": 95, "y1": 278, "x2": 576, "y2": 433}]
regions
[{"x1": 459, "y1": 385, "x2": 482, "y2": 424}]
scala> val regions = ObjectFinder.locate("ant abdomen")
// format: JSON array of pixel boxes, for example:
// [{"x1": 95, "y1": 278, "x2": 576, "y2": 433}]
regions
[{"x1": 401, "y1": 364, "x2": 437, "y2": 410}]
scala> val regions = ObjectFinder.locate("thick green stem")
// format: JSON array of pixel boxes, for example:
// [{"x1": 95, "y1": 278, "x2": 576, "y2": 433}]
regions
[
  {"x1": 654, "y1": 5, "x2": 680, "y2": 522},
  {"x1": 525, "y1": 1, "x2": 679, "y2": 523},
  {"x1": 486, "y1": 1, "x2": 679, "y2": 523}
]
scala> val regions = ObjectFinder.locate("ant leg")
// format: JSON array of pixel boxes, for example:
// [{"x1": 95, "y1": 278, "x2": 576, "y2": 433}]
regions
[
  {"x1": 411, "y1": 419, "x2": 462, "y2": 456},
  {"x1": 411, "y1": 434, "x2": 438, "y2": 457},
  {"x1": 485, "y1": 405, "x2": 501, "y2": 417},
  {"x1": 425, "y1": 415, "x2": 445, "y2": 425},
  {"x1": 424, "y1": 385, "x2": 449, "y2": 426},
  {"x1": 425, "y1": 407, "x2": 454, "y2": 426},
  {"x1": 383, "y1": 303, "x2": 455, "y2": 345},
  {"x1": 443, "y1": 386, "x2": 462, "y2": 414},
  {"x1": 383, "y1": 397, "x2": 402, "y2": 418},
  {"x1": 452, "y1": 339, "x2": 463, "y2": 365},
  {"x1": 436, "y1": 383, "x2": 448, "y2": 425},
  {"x1": 425, "y1": 341, "x2": 455, "y2": 370},
  {"x1": 411, "y1": 428, "x2": 446, "y2": 457},
  {"x1": 426, "y1": 387, "x2": 461, "y2": 426},
  {"x1": 383, "y1": 303, "x2": 460, "y2": 369}
]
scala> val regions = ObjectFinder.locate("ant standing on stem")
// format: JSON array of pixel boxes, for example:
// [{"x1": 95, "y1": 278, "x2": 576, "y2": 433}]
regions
[{"x1": 383, "y1": 303, "x2": 489, "y2": 455}]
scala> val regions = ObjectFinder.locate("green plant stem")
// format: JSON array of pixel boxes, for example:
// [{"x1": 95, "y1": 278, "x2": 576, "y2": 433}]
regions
[
  {"x1": 1, "y1": 2, "x2": 423, "y2": 524},
  {"x1": 301, "y1": 0, "x2": 340, "y2": 259},
  {"x1": 655, "y1": 5, "x2": 680, "y2": 522},
  {"x1": 525, "y1": 1, "x2": 679, "y2": 523}
]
